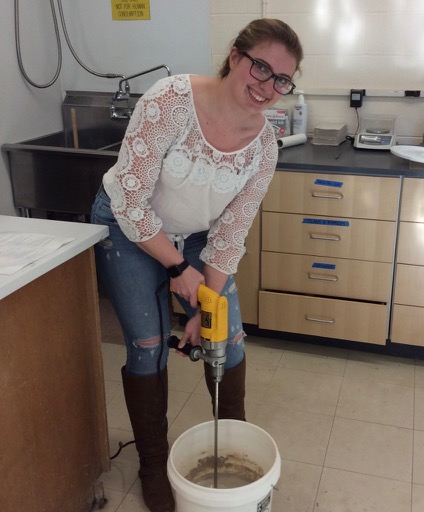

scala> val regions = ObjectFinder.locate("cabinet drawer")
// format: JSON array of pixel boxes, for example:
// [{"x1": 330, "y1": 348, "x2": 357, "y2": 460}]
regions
[
  {"x1": 394, "y1": 264, "x2": 424, "y2": 306},
  {"x1": 262, "y1": 212, "x2": 395, "y2": 262},
  {"x1": 391, "y1": 304, "x2": 424, "y2": 346},
  {"x1": 234, "y1": 215, "x2": 260, "y2": 324},
  {"x1": 259, "y1": 291, "x2": 387, "y2": 345},
  {"x1": 261, "y1": 252, "x2": 392, "y2": 302},
  {"x1": 400, "y1": 178, "x2": 424, "y2": 222},
  {"x1": 397, "y1": 222, "x2": 424, "y2": 265},
  {"x1": 264, "y1": 172, "x2": 399, "y2": 220}
]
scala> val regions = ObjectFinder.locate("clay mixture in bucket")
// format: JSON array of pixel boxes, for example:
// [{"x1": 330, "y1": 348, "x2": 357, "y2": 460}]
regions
[{"x1": 185, "y1": 452, "x2": 264, "y2": 489}]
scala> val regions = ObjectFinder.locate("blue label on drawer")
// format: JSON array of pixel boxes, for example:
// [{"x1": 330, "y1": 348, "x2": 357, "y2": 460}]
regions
[
  {"x1": 302, "y1": 218, "x2": 350, "y2": 226},
  {"x1": 312, "y1": 262, "x2": 336, "y2": 270},
  {"x1": 314, "y1": 179, "x2": 343, "y2": 188}
]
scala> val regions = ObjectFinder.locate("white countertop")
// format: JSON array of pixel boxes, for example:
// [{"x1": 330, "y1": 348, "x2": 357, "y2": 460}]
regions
[{"x1": 0, "y1": 216, "x2": 108, "y2": 300}]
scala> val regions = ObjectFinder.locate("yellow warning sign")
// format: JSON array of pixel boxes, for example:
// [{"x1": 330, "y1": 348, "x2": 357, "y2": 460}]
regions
[{"x1": 111, "y1": 1, "x2": 151, "y2": 20}]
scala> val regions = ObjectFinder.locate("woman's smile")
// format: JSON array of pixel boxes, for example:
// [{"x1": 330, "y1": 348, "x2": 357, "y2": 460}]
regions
[{"x1": 247, "y1": 85, "x2": 269, "y2": 105}]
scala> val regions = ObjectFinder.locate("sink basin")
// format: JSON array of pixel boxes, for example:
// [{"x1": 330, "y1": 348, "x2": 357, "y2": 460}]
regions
[
  {"x1": 2, "y1": 130, "x2": 121, "y2": 217},
  {"x1": 2, "y1": 90, "x2": 141, "y2": 217}
]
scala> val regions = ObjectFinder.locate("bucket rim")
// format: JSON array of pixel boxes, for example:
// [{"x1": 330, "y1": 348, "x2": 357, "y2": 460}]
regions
[{"x1": 167, "y1": 419, "x2": 281, "y2": 499}]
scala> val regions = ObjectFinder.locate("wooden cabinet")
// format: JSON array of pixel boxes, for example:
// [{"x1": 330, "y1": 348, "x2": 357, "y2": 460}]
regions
[
  {"x1": 261, "y1": 253, "x2": 391, "y2": 303},
  {"x1": 263, "y1": 171, "x2": 399, "y2": 220},
  {"x1": 262, "y1": 213, "x2": 395, "y2": 262},
  {"x1": 259, "y1": 292, "x2": 388, "y2": 345},
  {"x1": 259, "y1": 171, "x2": 400, "y2": 345},
  {"x1": 0, "y1": 247, "x2": 109, "y2": 512},
  {"x1": 392, "y1": 178, "x2": 424, "y2": 346},
  {"x1": 233, "y1": 214, "x2": 260, "y2": 324}
]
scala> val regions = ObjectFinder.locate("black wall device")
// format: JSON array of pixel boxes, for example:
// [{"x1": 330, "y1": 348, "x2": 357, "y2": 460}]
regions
[{"x1": 350, "y1": 89, "x2": 365, "y2": 108}]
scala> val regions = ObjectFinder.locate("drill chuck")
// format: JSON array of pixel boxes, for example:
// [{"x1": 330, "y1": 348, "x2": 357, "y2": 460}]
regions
[
  {"x1": 167, "y1": 335, "x2": 226, "y2": 382},
  {"x1": 201, "y1": 338, "x2": 227, "y2": 383}
]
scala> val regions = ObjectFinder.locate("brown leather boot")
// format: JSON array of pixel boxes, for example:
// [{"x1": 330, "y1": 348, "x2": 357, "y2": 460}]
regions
[
  {"x1": 121, "y1": 367, "x2": 175, "y2": 512},
  {"x1": 204, "y1": 355, "x2": 246, "y2": 420}
]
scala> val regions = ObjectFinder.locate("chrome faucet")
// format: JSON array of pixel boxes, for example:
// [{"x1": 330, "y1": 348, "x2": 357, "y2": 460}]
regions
[{"x1": 110, "y1": 64, "x2": 171, "y2": 119}]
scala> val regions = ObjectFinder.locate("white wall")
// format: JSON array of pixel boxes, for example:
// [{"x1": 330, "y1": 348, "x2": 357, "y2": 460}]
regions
[
  {"x1": 59, "y1": 0, "x2": 211, "y2": 94},
  {"x1": 211, "y1": 0, "x2": 424, "y2": 143}
]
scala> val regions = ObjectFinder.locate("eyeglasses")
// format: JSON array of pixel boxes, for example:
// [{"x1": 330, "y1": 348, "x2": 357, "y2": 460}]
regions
[{"x1": 240, "y1": 51, "x2": 296, "y2": 95}]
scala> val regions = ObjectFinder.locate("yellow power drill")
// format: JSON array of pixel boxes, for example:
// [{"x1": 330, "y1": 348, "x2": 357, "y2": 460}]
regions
[
  {"x1": 167, "y1": 284, "x2": 228, "y2": 488},
  {"x1": 168, "y1": 284, "x2": 228, "y2": 382},
  {"x1": 197, "y1": 284, "x2": 228, "y2": 383}
]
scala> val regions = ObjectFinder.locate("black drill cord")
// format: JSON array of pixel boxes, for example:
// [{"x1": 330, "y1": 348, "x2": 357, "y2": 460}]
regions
[{"x1": 109, "y1": 279, "x2": 170, "y2": 461}]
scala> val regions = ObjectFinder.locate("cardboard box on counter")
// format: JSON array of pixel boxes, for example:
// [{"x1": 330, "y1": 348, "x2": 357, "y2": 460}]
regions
[{"x1": 263, "y1": 108, "x2": 291, "y2": 138}]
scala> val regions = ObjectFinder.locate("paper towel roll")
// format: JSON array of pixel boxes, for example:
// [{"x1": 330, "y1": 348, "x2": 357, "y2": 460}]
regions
[{"x1": 277, "y1": 133, "x2": 307, "y2": 149}]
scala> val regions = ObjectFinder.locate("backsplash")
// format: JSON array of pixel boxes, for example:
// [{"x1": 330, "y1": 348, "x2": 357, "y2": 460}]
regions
[{"x1": 210, "y1": 0, "x2": 424, "y2": 144}]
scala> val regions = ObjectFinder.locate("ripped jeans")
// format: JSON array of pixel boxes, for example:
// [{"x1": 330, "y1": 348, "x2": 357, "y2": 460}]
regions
[{"x1": 91, "y1": 186, "x2": 245, "y2": 376}]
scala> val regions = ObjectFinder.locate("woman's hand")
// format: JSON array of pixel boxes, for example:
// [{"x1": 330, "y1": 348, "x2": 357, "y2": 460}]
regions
[
  {"x1": 136, "y1": 232, "x2": 204, "y2": 308},
  {"x1": 178, "y1": 310, "x2": 201, "y2": 348},
  {"x1": 170, "y1": 266, "x2": 205, "y2": 308}
]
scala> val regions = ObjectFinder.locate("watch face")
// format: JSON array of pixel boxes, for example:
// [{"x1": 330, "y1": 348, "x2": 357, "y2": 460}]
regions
[
  {"x1": 168, "y1": 265, "x2": 182, "y2": 278},
  {"x1": 168, "y1": 259, "x2": 189, "y2": 278}
]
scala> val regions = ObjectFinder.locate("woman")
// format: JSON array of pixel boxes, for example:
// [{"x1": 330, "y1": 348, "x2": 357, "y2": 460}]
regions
[{"x1": 91, "y1": 18, "x2": 303, "y2": 512}]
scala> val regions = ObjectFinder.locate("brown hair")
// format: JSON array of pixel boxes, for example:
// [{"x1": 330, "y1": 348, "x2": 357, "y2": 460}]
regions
[{"x1": 219, "y1": 18, "x2": 303, "y2": 78}]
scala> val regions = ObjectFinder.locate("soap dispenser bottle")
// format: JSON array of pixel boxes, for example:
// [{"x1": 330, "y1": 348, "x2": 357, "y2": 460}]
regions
[{"x1": 292, "y1": 91, "x2": 308, "y2": 136}]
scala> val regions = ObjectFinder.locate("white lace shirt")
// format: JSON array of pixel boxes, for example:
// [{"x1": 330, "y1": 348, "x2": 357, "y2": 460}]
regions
[{"x1": 103, "y1": 74, "x2": 278, "y2": 274}]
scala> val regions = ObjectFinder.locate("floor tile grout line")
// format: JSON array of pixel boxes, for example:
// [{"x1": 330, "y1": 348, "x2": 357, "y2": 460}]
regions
[
  {"x1": 310, "y1": 358, "x2": 346, "y2": 511},
  {"x1": 411, "y1": 362, "x2": 417, "y2": 512},
  {"x1": 321, "y1": 464, "x2": 414, "y2": 485}
]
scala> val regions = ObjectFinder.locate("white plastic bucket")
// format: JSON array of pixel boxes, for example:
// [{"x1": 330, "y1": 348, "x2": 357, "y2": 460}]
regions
[{"x1": 167, "y1": 420, "x2": 281, "y2": 512}]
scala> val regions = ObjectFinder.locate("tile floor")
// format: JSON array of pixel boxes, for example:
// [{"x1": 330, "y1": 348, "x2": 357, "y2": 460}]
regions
[{"x1": 98, "y1": 297, "x2": 424, "y2": 511}]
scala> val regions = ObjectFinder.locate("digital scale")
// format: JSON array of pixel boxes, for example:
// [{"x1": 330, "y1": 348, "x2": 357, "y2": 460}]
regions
[{"x1": 354, "y1": 115, "x2": 396, "y2": 150}]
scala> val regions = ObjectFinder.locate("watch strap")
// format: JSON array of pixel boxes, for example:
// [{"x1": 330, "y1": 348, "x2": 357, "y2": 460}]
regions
[{"x1": 167, "y1": 258, "x2": 189, "y2": 278}]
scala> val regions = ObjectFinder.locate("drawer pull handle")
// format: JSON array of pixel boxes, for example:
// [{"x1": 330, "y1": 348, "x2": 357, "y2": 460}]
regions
[
  {"x1": 311, "y1": 191, "x2": 344, "y2": 200},
  {"x1": 307, "y1": 272, "x2": 338, "y2": 282},
  {"x1": 309, "y1": 233, "x2": 341, "y2": 241},
  {"x1": 305, "y1": 315, "x2": 335, "y2": 324}
]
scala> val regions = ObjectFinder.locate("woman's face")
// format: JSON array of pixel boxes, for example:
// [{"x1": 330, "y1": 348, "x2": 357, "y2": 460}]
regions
[{"x1": 229, "y1": 40, "x2": 298, "y2": 113}]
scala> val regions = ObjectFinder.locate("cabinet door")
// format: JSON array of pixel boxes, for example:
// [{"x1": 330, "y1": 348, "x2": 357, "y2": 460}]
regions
[
  {"x1": 400, "y1": 178, "x2": 424, "y2": 222},
  {"x1": 262, "y1": 212, "x2": 396, "y2": 262},
  {"x1": 392, "y1": 304, "x2": 424, "y2": 346},
  {"x1": 259, "y1": 291, "x2": 387, "y2": 345},
  {"x1": 261, "y1": 252, "x2": 392, "y2": 302},
  {"x1": 397, "y1": 222, "x2": 424, "y2": 265},
  {"x1": 394, "y1": 264, "x2": 424, "y2": 306},
  {"x1": 264, "y1": 172, "x2": 399, "y2": 220}
]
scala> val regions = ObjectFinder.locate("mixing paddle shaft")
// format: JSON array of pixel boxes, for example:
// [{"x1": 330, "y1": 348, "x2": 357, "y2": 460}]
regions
[
  {"x1": 197, "y1": 284, "x2": 228, "y2": 489},
  {"x1": 214, "y1": 380, "x2": 219, "y2": 488},
  {"x1": 167, "y1": 284, "x2": 228, "y2": 488}
]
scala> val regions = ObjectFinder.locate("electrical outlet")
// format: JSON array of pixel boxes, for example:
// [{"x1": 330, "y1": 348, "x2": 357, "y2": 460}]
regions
[
  {"x1": 350, "y1": 89, "x2": 365, "y2": 108},
  {"x1": 405, "y1": 90, "x2": 421, "y2": 97}
]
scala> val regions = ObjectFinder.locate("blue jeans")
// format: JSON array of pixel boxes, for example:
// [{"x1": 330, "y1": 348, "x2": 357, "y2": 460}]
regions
[{"x1": 91, "y1": 187, "x2": 245, "y2": 376}]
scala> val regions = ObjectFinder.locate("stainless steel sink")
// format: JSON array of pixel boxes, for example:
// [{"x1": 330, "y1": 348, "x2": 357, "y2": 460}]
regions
[{"x1": 2, "y1": 91, "x2": 140, "y2": 217}]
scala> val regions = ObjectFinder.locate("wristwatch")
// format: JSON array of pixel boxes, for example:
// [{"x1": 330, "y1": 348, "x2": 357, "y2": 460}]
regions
[{"x1": 167, "y1": 258, "x2": 189, "y2": 278}]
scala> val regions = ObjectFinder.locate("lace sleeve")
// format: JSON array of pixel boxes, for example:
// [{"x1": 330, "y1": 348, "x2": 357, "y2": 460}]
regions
[
  {"x1": 108, "y1": 76, "x2": 192, "y2": 242},
  {"x1": 200, "y1": 129, "x2": 278, "y2": 274}
]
